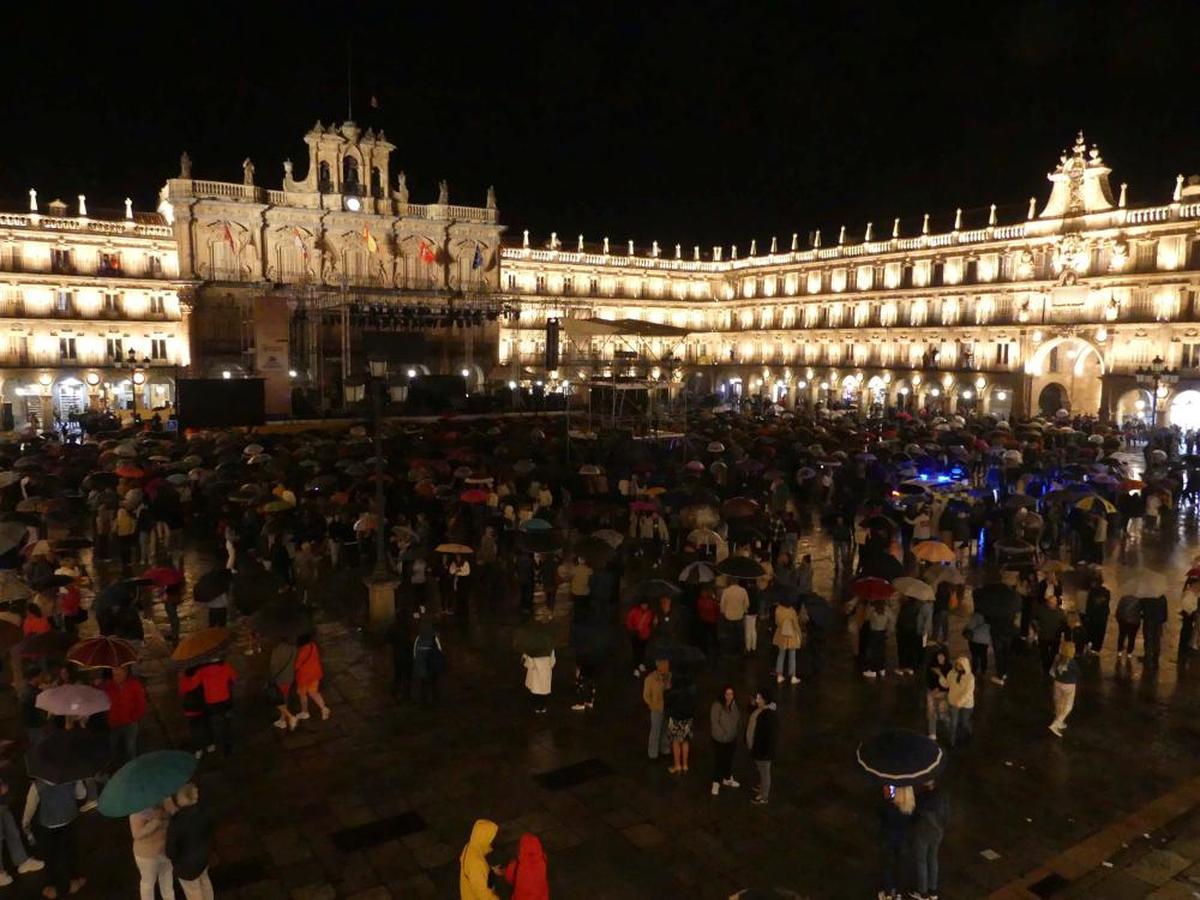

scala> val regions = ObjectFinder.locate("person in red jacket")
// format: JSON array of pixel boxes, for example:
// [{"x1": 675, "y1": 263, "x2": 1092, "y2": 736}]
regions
[
  {"x1": 21, "y1": 603, "x2": 50, "y2": 636},
  {"x1": 625, "y1": 599, "x2": 654, "y2": 677},
  {"x1": 496, "y1": 832, "x2": 549, "y2": 900},
  {"x1": 178, "y1": 660, "x2": 236, "y2": 759},
  {"x1": 103, "y1": 665, "x2": 147, "y2": 765}
]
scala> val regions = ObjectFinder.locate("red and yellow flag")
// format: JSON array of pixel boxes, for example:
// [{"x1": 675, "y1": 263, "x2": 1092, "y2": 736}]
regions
[
  {"x1": 363, "y1": 224, "x2": 378, "y2": 254},
  {"x1": 419, "y1": 240, "x2": 435, "y2": 263}
]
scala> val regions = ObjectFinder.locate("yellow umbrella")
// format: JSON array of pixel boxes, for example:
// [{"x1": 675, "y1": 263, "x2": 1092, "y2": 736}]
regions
[
  {"x1": 912, "y1": 540, "x2": 956, "y2": 564},
  {"x1": 1074, "y1": 495, "x2": 1116, "y2": 514},
  {"x1": 170, "y1": 627, "x2": 230, "y2": 663}
]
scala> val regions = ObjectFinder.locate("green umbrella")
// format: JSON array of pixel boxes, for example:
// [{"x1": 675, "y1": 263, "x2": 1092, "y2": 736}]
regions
[{"x1": 98, "y1": 750, "x2": 197, "y2": 817}]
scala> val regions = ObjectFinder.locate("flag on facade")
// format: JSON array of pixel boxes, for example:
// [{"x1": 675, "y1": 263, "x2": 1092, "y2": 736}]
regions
[
  {"x1": 292, "y1": 226, "x2": 307, "y2": 258},
  {"x1": 471, "y1": 243, "x2": 483, "y2": 270},
  {"x1": 223, "y1": 222, "x2": 236, "y2": 252},
  {"x1": 419, "y1": 240, "x2": 436, "y2": 264},
  {"x1": 363, "y1": 224, "x2": 378, "y2": 254}
]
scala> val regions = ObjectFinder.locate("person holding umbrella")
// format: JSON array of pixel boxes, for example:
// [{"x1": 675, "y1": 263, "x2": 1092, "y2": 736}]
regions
[
  {"x1": 166, "y1": 782, "x2": 214, "y2": 900},
  {"x1": 129, "y1": 802, "x2": 176, "y2": 900},
  {"x1": 103, "y1": 663, "x2": 147, "y2": 766}
]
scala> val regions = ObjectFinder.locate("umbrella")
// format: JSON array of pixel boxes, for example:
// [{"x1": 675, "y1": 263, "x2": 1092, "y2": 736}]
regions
[
  {"x1": 251, "y1": 602, "x2": 313, "y2": 641},
  {"x1": 591, "y1": 529, "x2": 624, "y2": 549},
  {"x1": 1036, "y1": 559, "x2": 1070, "y2": 574},
  {"x1": 98, "y1": 750, "x2": 198, "y2": 818},
  {"x1": 686, "y1": 527, "x2": 725, "y2": 548},
  {"x1": 912, "y1": 541, "x2": 955, "y2": 564},
  {"x1": 521, "y1": 518, "x2": 553, "y2": 532},
  {"x1": 800, "y1": 593, "x2": 834, "y2": 629},
  {"x1": 14, "y1": 631, "x2": 74, "y2": 659},
  {"x1": 513, "y1": 621, "x2": 557, "y2": 657},
  {"x1": 459, "y1": 489, "x2": 489, "y2": 505},
  {"x1": 852, "y1": 576, "x2": 894, "y2": 601},
  {"x1": 27, "y1": 730, "x2": 110, "y2": 784},
  {"x1": 678, "y1": 561, "x2": 716, "y2": 584},
  {"x1": 30, "y1": 574, "x2": 74, "y2": 593},
  {"x1": 721, "y1": 497, "x2": 760, "y2": 520},
  {"x1": 572, "y1": 536, "x2": 614, "y2": 567},
  {"x1": 36, "y1": 684, "x2": 111, "y2": 718},
  {"x1": 53, "y1": 536, "x2": 93, "y2": 551},
  {"x1": 973, "y1": 582, "x2": 1021, "y2": 620},
  {"x1": 578, "y1": 464, "x2": 603, "y2": 476},
  {"x1": 1003, "y1": 494, "x2": 1037, "y2": 510},
  {"x1": 717, "y1": 557, "x2": 766, "y2": 580},
  {"x1": 1075, "y1": 495, "x2": 1116, "y2": 514},
  {"x1": 0, "y1": 521, "x2": 28, "y2": 554},
  {"x1": 856, "y1": 729, "x2": 944, "y2": 786},
  {"x1": 859, "y1": 553, "x2": 903, "y2": 580},
  {"x1": 67, "y1": 636, "x2": 137, "y2": 669},
  {"x1": 171, "y1": 627, "x2": 230, "y2": 663},
  {"x1": 115, "y1": 466, "x2": 145, "y2": 479},
  {"x1": 892, "y1": 577, "x2": 934, "y2": 602},
  {"x1": 434, "y1": 543, "x2": 474, "y2": 555},
  {"x1": 635, "y1": 578, "x2": 681, "y2": 600},
  {"x1": 518, "y1": 531, "x2": 564, "y2": 554},
  {"x1": 192, "y1": 569, "x2": 233, "y2": 604},
  {"x1": 141, "y1": 567, "x2": 184, "y2": 589}
]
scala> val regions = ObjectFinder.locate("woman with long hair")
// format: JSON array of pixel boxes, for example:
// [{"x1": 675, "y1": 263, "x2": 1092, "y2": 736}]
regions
[{"x1": 293, "y1": 633, "x2": 331, "y2": 721}]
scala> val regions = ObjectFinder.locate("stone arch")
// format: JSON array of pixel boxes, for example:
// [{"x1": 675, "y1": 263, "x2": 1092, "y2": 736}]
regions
[
  {"x1": 1114, "y1": 387, "x2": 1152, "y2": 425},
  {"x1": 1025, "y1": 335, "x2": 1106, "y2": 376},
  {"x1": 1037, "y1": 382, "x2": 1070, "y2": 416},
  {"x1": 1168, "y1": 387, "x2": 1200, "y2": 431}
]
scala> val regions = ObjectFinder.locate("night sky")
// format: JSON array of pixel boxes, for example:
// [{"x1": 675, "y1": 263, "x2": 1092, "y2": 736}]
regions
[{"x1": 8, "y1": 1, "x2": 1199, "y2": 249}]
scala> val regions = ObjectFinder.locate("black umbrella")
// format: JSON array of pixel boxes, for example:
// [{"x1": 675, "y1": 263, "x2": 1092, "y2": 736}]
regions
[
  {"x1": 518, "y1": 530, "x2": 564, "y2": 554},
  {"x1": 973, "y1": 582, "x2": 1021, "y2": 620},
  {"x1": 31, "y1": 574, "x2": 74, "y2": 592},
  {"x1": 647, "y1": 640, "x2": 706, "y2": 668},
  {"x1": 572, "y1": 536, "x2": 614, "y2": 568},
  {"x1": 635, "y1": 578, "x2": 681, "y2": 600},
  {"x1": 856, "y1": 728, "x2": 944, "y2": 786},
  {"x1": 27, "y1": 730, "x2": 110, "y2": 784},
  {"x1": 718, "y1": 557, "x2": 766, "y2": 580},
  {"x1": 251, "y1": 602, "x2": 313, "y2": 641},
  {"x1": 193, "y1": 569, "x2": 233, "y2": 604},
  {"x1": 859, "y1": 553, "x2": 903, "y2": 580},
  {"x1": 52, "y1": 536, "x2": 93, "y2": 551}
]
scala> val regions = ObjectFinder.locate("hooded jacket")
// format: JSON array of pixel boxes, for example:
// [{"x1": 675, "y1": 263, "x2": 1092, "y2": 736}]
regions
[
  {"x1": 947, "y1": 657, "x2": 975, "y2": 709},
  {"x1": 460, "y1": 819, "x2": 500, "y2": 900},
  {"x1": 503, "y1": 833, "x2": 549, "y2": 900}
]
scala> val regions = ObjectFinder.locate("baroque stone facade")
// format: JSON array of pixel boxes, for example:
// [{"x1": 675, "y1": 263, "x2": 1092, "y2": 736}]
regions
[
  {"x1": 0, "y1": 193, "x2": 189, "y2": 427},
  {"x1": 498, "y1": 134, "x2": 1200, "y2": 427}
]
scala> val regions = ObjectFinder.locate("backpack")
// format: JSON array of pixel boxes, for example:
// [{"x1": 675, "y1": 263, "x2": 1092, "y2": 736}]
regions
[{"x1": 697, "y1": 593, "x2": 719, "y2": 625}]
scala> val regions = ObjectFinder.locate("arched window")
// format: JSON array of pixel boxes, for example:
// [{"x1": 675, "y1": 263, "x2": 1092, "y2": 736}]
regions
[
  {"x1": 318, "y1": 162, "x2": 332, "y2": 193},
  {"x1": 342, "y1": 157, "x2": 360, "y2": 194},
  {"x1": 370, "y1": 167, "x2": 382, "y2": 198}
]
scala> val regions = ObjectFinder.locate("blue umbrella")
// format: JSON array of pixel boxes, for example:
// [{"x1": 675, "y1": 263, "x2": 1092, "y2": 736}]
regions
[
  {"x1": 522, "y1": 518, "x2": 553, "y2": 532},
  {"x1": 98, "y1": 750, "x2": 197, "y2": 817},
  {"x1": 856, "y1": 728, "x2": 943, "y2": 786}
]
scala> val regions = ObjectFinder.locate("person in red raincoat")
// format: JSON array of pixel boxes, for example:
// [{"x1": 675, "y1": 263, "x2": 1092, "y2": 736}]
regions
[{"x1": 498, "y1": 833, "x2": 549, "y2": 900}]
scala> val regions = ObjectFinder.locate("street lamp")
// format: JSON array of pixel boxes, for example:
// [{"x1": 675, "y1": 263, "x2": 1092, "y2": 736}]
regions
[
  {"x1": 126, "y1": 350, "x2": 149, "y2": 423},
  {"x1": 1135, "y1": 355, "x2": 1179, "y2": 426}
]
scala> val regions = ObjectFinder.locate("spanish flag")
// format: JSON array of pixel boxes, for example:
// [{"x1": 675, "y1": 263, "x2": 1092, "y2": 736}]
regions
[
  {"x1": 363, "y1": 224, "x2": 378, "y2": 254},
  {"x1": 419, "y1": 240, "x2": 436, "y2": 264}
]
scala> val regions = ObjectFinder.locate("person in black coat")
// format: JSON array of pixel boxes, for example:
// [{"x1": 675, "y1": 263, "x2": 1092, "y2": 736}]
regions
[
  {"x1": 166, "y1": 782, "x2": 214, "y2": 899},
  {"x1": 747, "y1": 688, "x2": 778, "y2": 806},
  {"x1": 1083, "y1": 579, "x2": 1111, "y2": 654},
  {"x1": 1140, "y1": 594, "x2": 1169, "y2": 668}
]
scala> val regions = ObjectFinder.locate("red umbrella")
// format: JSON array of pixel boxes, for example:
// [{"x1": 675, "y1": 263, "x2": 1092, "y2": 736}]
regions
[
  {"x1": 459, "y1": 489, "x2": 489, "y2": 505},
  {"x1": 115, "y1": 466, "x2": 145, "y2": 479},
  {"x1": 68, "y1": 636, "x2": 138, "y2": 669},
  {"x1": 630, "y1": 500, "x2": 658, "y2": 512},
  {"x1": 141, "y1": 567, "x2": 183, "y2": 589},
  {"x1": 852, "y1": 576, "x2": 895, "y2": 601}
]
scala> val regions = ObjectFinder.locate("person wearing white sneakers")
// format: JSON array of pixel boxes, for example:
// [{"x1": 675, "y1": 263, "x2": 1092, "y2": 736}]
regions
[
  {"x1": 267, "y1": 639, "x2": 298, "y2": 731},
  {"x1": 1049, "y1": 642, "x2": 1079, "y2": 737},
  {"x1": 293, "y1": 633, "x2": 331, "y2": 722},
  {"x1": 772, "y1": 599, "x2": 803, "y2": 685},
  {"x1": 709, "y1": 686, "x2": 741, "y2": 796},
  {"x1": 0, "y1": 778, "x2": 43, "y2": 886}
]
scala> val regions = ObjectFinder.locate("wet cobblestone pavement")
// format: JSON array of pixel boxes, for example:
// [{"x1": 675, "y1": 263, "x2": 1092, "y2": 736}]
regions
[{"x1": 7, "y1": 507, "x2": 1200, "y2": 899}]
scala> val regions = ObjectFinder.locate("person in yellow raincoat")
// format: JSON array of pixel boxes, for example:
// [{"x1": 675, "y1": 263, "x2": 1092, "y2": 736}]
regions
[{"x1": 459, "y1": 819, "x2": 499, "y2": 900}]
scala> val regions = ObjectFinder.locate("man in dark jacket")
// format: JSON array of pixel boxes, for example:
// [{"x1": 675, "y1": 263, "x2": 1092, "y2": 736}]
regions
[
  {"x1": 1031, "y1": 597, "x2": 1066, "y2": 675},
  {"x1": 747, "y1": 688, "x2": 778, "y2": 806},
  {"x1": 166, "y1": 782, "x2": 214, "y2": 899},
  {"x1": 1140, "y1": 594, "x2": 1169, "y2": 668}
]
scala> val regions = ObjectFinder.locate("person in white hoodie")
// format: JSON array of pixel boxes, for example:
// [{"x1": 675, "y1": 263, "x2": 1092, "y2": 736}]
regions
[
  {"x1": 946, "y1": 656, "x2": 975, "y2": 748},
  {"x1": 522, "y1": 650, "x2": 555, "y2": 714}
]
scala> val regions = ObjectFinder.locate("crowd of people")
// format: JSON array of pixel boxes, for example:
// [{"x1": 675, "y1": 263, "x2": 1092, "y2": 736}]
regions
[{"x1": 0, "y1": 407, "x2": 1195, "y2": 897}]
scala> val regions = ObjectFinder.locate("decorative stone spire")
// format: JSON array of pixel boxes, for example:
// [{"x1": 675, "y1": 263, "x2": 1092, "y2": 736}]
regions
[
  {"x1": 577, "y1": 234, "x2": 584, "y2": 252},
  {"x1": 791, "y1": 233, "x2": 798, "y2": 251},
  {"x1": 1175, "y1": 174, "x2": 1185, "y2": 202},
  {"x1": 1118, "y1": 183, "x2": 1127, "y2": 208},
  {"x1": 652, "y1": 240, "x2": 660, "y2": 258},
  {"x1": 675, "y1": 243, "x2": 681, "y2": 260},
  {"x1": 921, "y1": 214, "x2": 929, "y2": 235},
  {"x1": 78, "y1": 195, "x2": 87, "y2": 217},
  {"x1": 953, "y1": 208, "x2": 962, "y2": 230},
  {"x1": 837, "y1": 226, "x2": 845, "y2": 245},
  {"x1": 770, "y1": 236, "x2": 777, "y2": 254},
  {"x1": 693, "y1": 246, "x2": 700, "y2": 260},
  {"x1": 603, "y1": 237, "x2": 609, "y2": 255},
  {"x1": 713, "y1": 246, "x2": 722, "y2": 261},
  {"x1": 892, "y1": 218, "x2": 900, "y2": 239},
  {"x1": 813, "y1": 229, "x2": 821, "y2": 249},
  {"x1": 550, "y1": 231, "x2": 558, "y2": 251},
  {"x1": 731, "y1": 245, "x2": 738, "y2": 260},
  {"x1": 749, "y1": 239, "x2": 757, "y2": 256},
  {"x1": 1027, "y1": 197, "x2": 1037, "y2": 220},
  {"x1": 864, "y1": 222, "x2": 873, "y2": 242},
  {"x1": 627, "y1": 239, "x2": 634, "y2": 256},
  {"x1": 28, "y1": 189, "x2": 37, "y2": 213},
  {"x1": 988, "y1": 204, "x2": 996, "y2": 227},
  {"x1": 522, "y1": 229, "x2": 529, "y2": 249},
  {"x1": 124, "y1": 198, "x2": 133, "y2": 220}
]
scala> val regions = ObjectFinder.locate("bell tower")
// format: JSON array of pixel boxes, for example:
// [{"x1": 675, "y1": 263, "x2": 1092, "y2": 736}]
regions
[{"x1": 283, "y1": 120, "x2": 396, "y2": 212}]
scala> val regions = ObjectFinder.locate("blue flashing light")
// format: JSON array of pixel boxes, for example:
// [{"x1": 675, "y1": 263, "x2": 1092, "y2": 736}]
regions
[{"x1": 936, "y1": 474, "x2": 952, "y2": 483}]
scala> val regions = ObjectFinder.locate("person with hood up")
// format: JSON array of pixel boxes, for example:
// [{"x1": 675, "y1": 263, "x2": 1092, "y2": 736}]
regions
[
  {"x1": 459, "y1": 819, "x2": 500, "y2": 900},
  {"x1": 946, "y1": 656, "x2": 975, "y2": 748},
  {"x1": 498, "y1": 832, "x2": 549, "y2": 900},
  {"x1": 746, "y1": 688, "x2": 778, "y2": 806},
  {"x1": 925, "y1": 647, "x2": 951, "y2": 742}
]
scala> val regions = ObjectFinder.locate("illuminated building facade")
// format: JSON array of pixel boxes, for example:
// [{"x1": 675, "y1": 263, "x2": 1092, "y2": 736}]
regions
[
  {"x1": 499, "y1": 134, "x2": 1200, "y2": 427},
  {"x1": 0, "y1": 194, "x2": 189, "y2": 427}
]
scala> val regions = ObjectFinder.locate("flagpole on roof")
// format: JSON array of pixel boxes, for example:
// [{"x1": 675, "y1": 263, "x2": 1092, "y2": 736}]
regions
[{"x1": 346, "y1": 37, "x2": 353, "y2": 121}]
